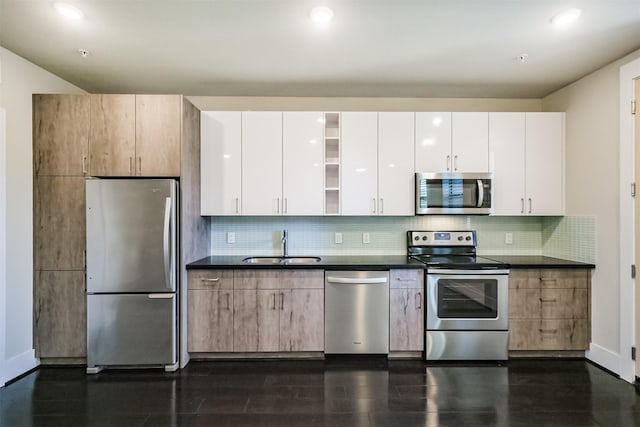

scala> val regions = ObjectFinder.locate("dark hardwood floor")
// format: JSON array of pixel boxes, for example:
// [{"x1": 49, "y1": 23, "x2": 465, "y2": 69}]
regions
[{"x1": 1, "y1": 358, "x2": 639, "y2": 427}]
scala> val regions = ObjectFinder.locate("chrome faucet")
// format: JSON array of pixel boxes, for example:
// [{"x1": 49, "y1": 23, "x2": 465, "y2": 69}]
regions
[{"x1": 281, "y1": 229, "x2": 288, "y2": 257}]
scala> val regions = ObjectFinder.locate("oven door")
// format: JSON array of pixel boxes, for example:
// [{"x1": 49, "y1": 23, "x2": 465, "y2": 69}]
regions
[{"x1": 426, "y1": 269, "x2": 509, "y2": 331}]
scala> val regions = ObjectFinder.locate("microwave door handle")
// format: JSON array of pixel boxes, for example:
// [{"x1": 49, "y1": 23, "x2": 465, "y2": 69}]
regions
[{"x1": 476, "y1": 180, "x2": 484, "y2": 208}]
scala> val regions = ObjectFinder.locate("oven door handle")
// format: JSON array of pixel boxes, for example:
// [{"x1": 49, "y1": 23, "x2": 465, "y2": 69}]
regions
[
  {"x1": 476, "y1": 179, "x2": 484, "y2": 208},
  {"x1": 427, "y1": 268, "x2": 510, "y2": 275}
]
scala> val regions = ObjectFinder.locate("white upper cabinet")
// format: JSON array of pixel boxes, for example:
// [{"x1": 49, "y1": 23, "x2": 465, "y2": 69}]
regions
[
  {"x1": 341, "y1": 112, "x2": 379, "y2": 215},
  {"x1": 415, "y1": 112, "x2": 488, "y2": 173},
  {"x1": 452, "y1": 112, "x2": 489, "y2": 172},
  {"x1": 415, "y1": 112, "x2": 452, "y2": 172},
  {"x1": 525, "y1": 112, "x2": 564, "y2": 215},
  {"x1": 201, "y1": 111, "x2": 242, "y2": 215},
  {"x1": 282, "y1": 112, "x2": 325, "y2": 216},
  {"x1": 241, "y1": 112, "x2": 283, "y2": 215},
  {"x1": 378, "y1": 112, "x2": 415, "y2": 216},
  {"x1": 489, "y1": 113, "x2": 526, "y2": 215},
  {"x1": 489, "y1": 112, "x2": 565, "y2": 216}
]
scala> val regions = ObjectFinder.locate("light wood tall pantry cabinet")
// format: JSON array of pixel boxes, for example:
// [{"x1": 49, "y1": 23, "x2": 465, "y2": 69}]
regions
[
  {"x1": 489, "y1": 112, "x2": 565, "y2": 215},
  {"x1": 89, "y1": 94, "x2": 181, "y2": 177}
]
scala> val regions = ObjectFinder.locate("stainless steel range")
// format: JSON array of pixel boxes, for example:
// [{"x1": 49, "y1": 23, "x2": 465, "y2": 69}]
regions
[{"x1": 408, "y1": 230, "x2": 510, "y2": 361}]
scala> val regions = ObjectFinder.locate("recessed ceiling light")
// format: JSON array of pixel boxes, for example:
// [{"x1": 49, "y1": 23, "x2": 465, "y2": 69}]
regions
[
  {"x1": 550, "y1": 8, "x2": 582, "y2": 27},
  {"x1": 310, "y1": 6, "x2": 334, "y2": 26},
  {"x1": 53, "y1": 2, "x2": 84, "y2": 20}
]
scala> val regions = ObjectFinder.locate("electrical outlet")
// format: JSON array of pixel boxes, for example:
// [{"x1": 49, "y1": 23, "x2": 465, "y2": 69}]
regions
[
  {"x1": 335, "y1": 232, "x2": 343, "y2": 244},
  {"x1": 363, "y1": 232, "x2": 370, "y2": 244},
  {"x1": 505, "y1": 232, "x2": 513, "y2": 245},
  {"x1": 227, "y1": 232, "x2": 236, "y2": 244}
]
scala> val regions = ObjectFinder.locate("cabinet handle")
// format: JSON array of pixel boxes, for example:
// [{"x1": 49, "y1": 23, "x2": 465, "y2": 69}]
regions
[
  {"x1": 520, "y1": 198, "x2": 524, "y2": 214},
  {"x1": 539, "y1": 298, "x2": 557, "y2": 303},
  {"x1": 138, "y1": 157, "x2": 142, "y2": 176},
  {"x1": 82, "y1": 156, "x2": 87, "y2": 175},
  {"x1": 272, "y1": 293, "x2": 277, "y2": 310},
  {"x1": 284, "y1": 198, "x2": 288, "y2": 214},
  {"x1": 380, "y1": 198, "x2": 384, "y2": 214},
  {"x1": 235, "y1": 198, "x2": 239, "y2": 214},
  {"x1": 396, "y1": 277, "x2": 417, "y2": 282},
  {"x1": 528, "y1": 198, "x2": 532, "y2": 214},
  {"x1": 280, "y1": 293, "x2": 284, "y2": 311},
  {"x1": 540, "y1": 278, "x2": 557, "y2": 282},
  {"x1": 539, "y1": 329, "x2": 558, "y2": 334},
  {"x1": 226, "y1": 293, "x2": 231, "y2": 310},
  {"x1": 201, "y1": 278, "x2": 220, "y2": 284},
  {"x1": 83, "y1": 250, "x2": 86, "y2": 268},
  {"x1": 129, "y1": 157, "x2": 133, "y2": 175},
  {"x1": 454, "y1": 155, "x2": 458, "y2": 171},
  {"x1": 276, "y1": 198, "x2": 280, "y2": 214},
  {"x1": 415, "y1": 292, "x2": 422, "y2": 309},
  {"x1": 446, "y1": 155, "x2": 451, "y2": 171},
  {"x1": 372, "y1": 198, "x2": 376, "y2": 214}
]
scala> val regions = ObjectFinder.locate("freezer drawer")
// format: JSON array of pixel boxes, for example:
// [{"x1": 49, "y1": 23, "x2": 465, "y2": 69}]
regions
[{"x1": 87, "y1": 294, "x2": 176, "y2": 367}]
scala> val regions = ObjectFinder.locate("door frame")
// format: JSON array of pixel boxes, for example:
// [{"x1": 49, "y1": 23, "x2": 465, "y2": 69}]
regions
[{"x1": 619, "y1": 57, "x2": 640, "y2": 383}]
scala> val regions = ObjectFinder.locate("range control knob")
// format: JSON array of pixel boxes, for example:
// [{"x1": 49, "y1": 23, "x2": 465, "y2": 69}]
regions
[
  {"x1": 458, "y1": 236, "x2": 464, "y2": 241},
  {"x1": 414, "y1": 236, "x2": 420, "y2": 241},
  {"x1": 422, "y1": 236, "x2": 428, "y2": 240},
  {"x1": 466, "y1": 236, "x2": 472, "y2": 241}
]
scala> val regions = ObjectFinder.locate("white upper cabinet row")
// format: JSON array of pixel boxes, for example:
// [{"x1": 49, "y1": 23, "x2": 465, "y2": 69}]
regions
[{"x1": 201, "y1": 111, "x2": 564, "y2": 217}]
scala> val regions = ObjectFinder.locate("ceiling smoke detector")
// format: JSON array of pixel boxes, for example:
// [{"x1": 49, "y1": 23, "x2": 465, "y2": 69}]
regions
[
  {"x1": 517, "y1": 54, "x2": 529, "y2": 63},
  {"x1": 77, "y1": 49, "x2": 89, "y2": 58}
]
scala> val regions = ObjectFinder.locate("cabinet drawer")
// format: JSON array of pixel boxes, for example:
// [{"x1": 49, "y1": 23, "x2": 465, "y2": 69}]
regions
[
  {"x1": 540, "y1": 288, "x2": 588, "y2": 319},
  {"x1": 390, "y1": 269, "x2": 423, "y2": 289},
  {"x1": 509, "y1": 270, "x2": 540, "y2": 289},
  {"x1": 508, "y1": 288, "x2": 540, "y2": 319},
  {"x1": 234, "y1": 269, "x2": 324, "y2": 290},
  {"x1": 539, "y1": 269, "x2": 589, "y2": 289},
  {"x1": 188, "y1": 270, "x2": 233, "y2": 290},
  {"x1": 509, "y1": 319, "x2": 589, "y2": 351}
]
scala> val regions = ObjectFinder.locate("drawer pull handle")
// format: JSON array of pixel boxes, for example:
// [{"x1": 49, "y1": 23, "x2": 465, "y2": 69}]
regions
[
  {"x1": 540, "y1": 278, "x2": 557, "y2": 282},
  {"x1": 539, "y1": 329, "x2": 558, "y2": 333},
  {"x1": 201, "y1": 278, "x2": 220, "y2": 283},
  {"x1": 415, "y1": 292, "x2": 422, "y2": 309},
  {"x1": 397, "y1": 278, "x2": 417, "y2": 282},
  {"x1": 540, "y1": 298, "x2": 557, "y2": 303},
  {"x1": 226, "y1": 293, "x2": 231, "y2": 310}
]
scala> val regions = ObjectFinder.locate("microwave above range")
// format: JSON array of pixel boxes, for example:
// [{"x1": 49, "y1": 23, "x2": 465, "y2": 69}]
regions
[{"x1": 415, "y1": 172, "x2": 493, "y2": 215}]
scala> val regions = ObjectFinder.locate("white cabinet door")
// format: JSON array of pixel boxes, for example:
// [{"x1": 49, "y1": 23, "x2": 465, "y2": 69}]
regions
[
  {"x1": 341, "y1": 112, "x2": 378, "y2": 215},
  {"x1": 489, "y1": 113, "x2": 526, "y2": 215},
  {"x1": 378, "y1": 112, "x2": 415, "y2": 216},
  {"x1": 525, "y1": 113, "x2": 565, "y2": 215},
  {"x1": 241, "y1": 112, "x2": 283, "y2": 215},
  {"x1": 200, "y1": 111, "x2": 242, "y2": 215},
  {"x1": 452, "y1": 112, "x2": 489, "y2": 172},
  {"x1": 282, "y1": 112, "x2": 325, "y2": 215},
  {"x1": 415, "y1": 112, "x2": 452, "y2": 172}
]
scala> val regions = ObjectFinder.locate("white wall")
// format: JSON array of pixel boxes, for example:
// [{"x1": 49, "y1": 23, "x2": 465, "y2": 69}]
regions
[
  {"x1": 543, "y1": 48, "x2": 640, "y2": 376},
  {"x1": 0, "y1": 47, "x2": 85, "y2": 386}
]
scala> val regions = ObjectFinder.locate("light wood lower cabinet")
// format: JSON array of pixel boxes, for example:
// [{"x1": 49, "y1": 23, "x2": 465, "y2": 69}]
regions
[
  {"x1": 389, "y1": 269, "x2": 424, "y2": 352},
  {"x1": 509, "y1": 268, "x2": 590, "y2": 351},
  {"x1": 187, "y1": 270, "x2": 234, "y2": 352},
  {"x1": 35, "y1": 271, "x2": 86, "y2": 358},
  {"x1": 188, "y1": 269, "x2": 324, "y2": 353}
]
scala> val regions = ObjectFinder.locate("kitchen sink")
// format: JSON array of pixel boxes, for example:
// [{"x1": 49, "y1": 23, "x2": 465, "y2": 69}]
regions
[{"x1": 242, "y1": 256, "x2": 322, "y2": 265}]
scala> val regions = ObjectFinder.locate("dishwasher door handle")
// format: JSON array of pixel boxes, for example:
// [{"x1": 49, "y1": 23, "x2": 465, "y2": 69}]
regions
[{"x1": 326, "y1": 277, "x2": 388, "y2": 284}]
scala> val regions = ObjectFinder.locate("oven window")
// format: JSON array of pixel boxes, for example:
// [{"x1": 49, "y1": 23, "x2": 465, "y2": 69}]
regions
[{"x1": 437, "y1": 278, "x2": 498, "y2": 318}]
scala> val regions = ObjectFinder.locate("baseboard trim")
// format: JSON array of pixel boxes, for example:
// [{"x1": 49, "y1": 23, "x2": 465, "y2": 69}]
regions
[
  {"x1": 586, "y1": 343, "x2": 621, "y2": 379},
  {"x1": 1, "y1": 349, "x2": 38, "y2": 387}
]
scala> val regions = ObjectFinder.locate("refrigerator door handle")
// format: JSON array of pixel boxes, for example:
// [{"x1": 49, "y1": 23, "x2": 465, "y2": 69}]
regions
[
  {"x1": 163, "y1": 197, "x2": 172, "y2": 290},
  {"x1": 148, "y1": 293, "x2": 175, "y2": 299}
]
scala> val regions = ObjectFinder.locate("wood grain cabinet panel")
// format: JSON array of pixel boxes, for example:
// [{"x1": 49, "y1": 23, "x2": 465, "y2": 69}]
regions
[
  {"x1": 135, "y1": 95, "x2": 181, "y2": 177},
  {"x1": 508, "y1": 268, "x2": 591, "y2": 351},
  {"x1": 280, "y1": 289, "x2": 324, "y2": 351},
  {"x1": 389, "y1": 269, "x2": 424, "y2": 352},
  {"x1": 35, "y1": 271, "x2": 86, "y2": 358},
  {"x1": 188, "y1": 289, "x2": 233, "y2": 352},
  {"x1": 33, "y1": 94, "x2": 89, "y2": 176},
  {"x1": 89, "y1": 94, "x2": 136, "y2": 176},
  {"x1": 34, "y1": 176, "x2": 86, "y2": 271}
]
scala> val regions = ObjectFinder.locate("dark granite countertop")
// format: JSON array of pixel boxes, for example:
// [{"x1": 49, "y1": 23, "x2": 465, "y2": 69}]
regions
[
  {"x1": 482, "y1": 255, "x2": 595, "y2": 269},
  {"x1": 187, "y1": 254, "x2": 595, "y2": 270},
  {"x1": 187, "y1": 255, "x2": 426, "y2": 270}
]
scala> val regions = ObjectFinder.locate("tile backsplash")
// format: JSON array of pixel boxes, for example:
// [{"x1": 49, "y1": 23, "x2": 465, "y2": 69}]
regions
[{"x1": 209, "y1": 215, "x2": 595, "y2": 263}]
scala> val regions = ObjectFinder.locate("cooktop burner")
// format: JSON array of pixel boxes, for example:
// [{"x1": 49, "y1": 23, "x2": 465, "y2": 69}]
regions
[{"x1": 407, "y1": 230, "x2": 508, "y2": 270}]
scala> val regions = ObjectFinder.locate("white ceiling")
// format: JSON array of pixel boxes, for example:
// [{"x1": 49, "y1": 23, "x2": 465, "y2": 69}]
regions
[{"x1": 1, "y1": 0, "x2": 640, "y2": 98}]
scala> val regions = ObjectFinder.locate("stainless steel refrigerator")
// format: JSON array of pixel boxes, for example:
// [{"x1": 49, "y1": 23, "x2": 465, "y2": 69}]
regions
[{"x1": 86, "y1": 178, "x2": 178, "y2": 373}]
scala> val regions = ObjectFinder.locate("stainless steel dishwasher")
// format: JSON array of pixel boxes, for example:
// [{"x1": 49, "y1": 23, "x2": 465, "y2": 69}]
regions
[{"x1": 324, "y1": 271, "x2": 390, "y2": 354}]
